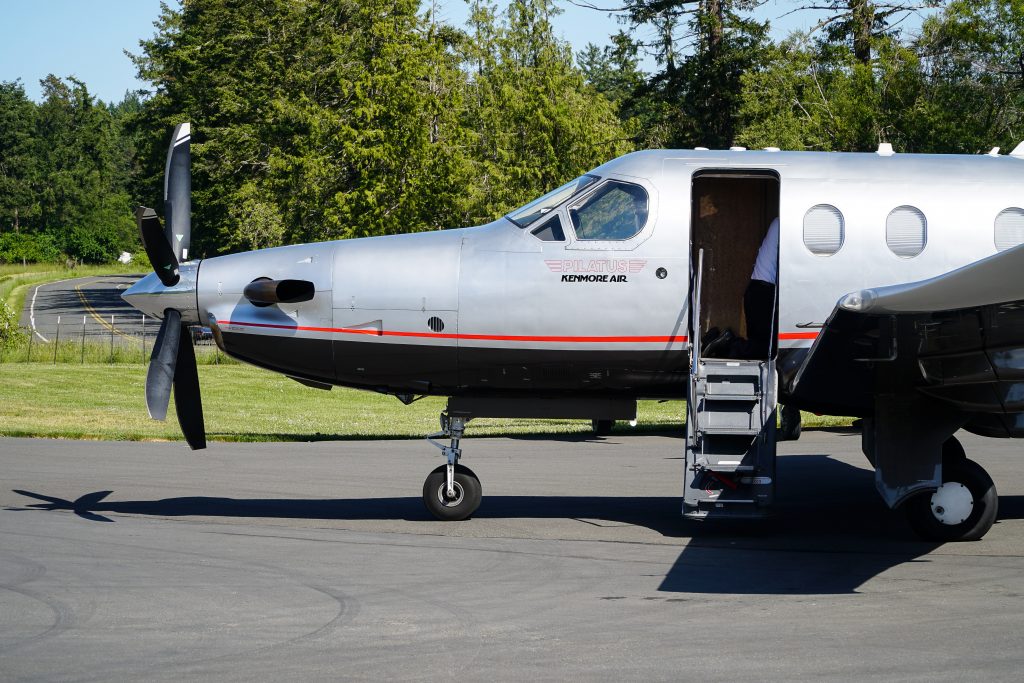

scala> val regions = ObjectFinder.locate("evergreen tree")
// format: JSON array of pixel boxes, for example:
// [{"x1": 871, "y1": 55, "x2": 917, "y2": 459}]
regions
[
  {"x1": 578, "y1": 31, "x2": 646, "y2": 106},
  {"x1": 269, "y1": 0, "x2": 474, "y2": 241},
  {"x1": 736, "y1": 0, "x2": 1023, "y2": 154},
  {"x1": 587, "y1": 0, "x2": 769, "y2": 148},
  {"x1": 0, "y1": 81, "x2": 40, "y2": 234},
  {"x1": 737, "y1": 34, "x2": 921, "y2": 151},
  {"x1": 132, "y1": 0, "x2": 477, "y2": 250},
  {"x1": 34, "y1": 76, "x2": 136, "y2": 262},
  {"x1": 461, "y1": 0, "x2": 632, "y2": 223},
  {"x1": 129, "y1": 0, "x2": 630, "y2": 252},
  {"x1": 914, "y1": 0, "x2": 1024, "y2": 152},
  {"x1": 790, "y1": 0, "x2": 932, "y2": 66}
]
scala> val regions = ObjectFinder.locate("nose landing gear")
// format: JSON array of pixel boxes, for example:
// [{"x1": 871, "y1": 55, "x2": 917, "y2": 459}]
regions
[{"x1": 424, "y1": 413, "x2": 481, "y2": 521}]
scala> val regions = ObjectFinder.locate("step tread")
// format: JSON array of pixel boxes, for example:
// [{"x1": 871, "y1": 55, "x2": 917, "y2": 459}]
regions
[
  {"x1": 698, "y1": 427, "x2": 761, "y2": 435},
  {"x1": 699, "y1": 393, "x2": 762, "y2": 402}
]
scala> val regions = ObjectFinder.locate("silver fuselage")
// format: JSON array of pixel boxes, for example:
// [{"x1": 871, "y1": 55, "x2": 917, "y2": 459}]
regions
[{"x1": 125, "y1": 149, "x2": 1024, "y2": 402}]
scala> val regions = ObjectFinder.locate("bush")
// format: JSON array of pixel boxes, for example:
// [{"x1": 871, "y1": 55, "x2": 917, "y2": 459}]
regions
[
  {"x1": 57, "y1": 225, "x2": 120, "y2": 264},
  {"x1": 46, "y1": 203, "x2": 140, "y2": 264},
  {"x1": 0, "y1": 300, "x2": 25, "y2": 349},
  {"x1": 0, "y1": 232, "x2": 61, "y2": 264}
]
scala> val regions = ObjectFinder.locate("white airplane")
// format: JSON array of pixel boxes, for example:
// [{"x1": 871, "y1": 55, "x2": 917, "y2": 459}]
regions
[{"x1": 123, "y1": 125, "x2": 1024, "y2": 541}]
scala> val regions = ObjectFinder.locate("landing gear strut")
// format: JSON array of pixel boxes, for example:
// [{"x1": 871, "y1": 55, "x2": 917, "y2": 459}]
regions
[{"x1": 424, "y1": 413, "x2": 481, "y2": 521}]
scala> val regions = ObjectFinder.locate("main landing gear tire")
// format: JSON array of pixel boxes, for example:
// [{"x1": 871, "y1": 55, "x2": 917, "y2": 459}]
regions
[
  {"x1": 904, "y1": 440, "x2": 998, "y2": 542},
  {"x1": 423, "y1": 464, "x2": 482, "y2": 521},
  {"x1": 592, "y1": 419, "x2": 614, "y2": 436}
]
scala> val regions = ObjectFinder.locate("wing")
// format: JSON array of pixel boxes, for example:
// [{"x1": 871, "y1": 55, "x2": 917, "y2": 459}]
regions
[{"x1": 789, "y1": 242, "x2": 1024, "y2": 438}]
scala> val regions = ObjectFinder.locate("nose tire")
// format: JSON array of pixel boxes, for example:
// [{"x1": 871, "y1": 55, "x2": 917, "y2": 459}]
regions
[{"x1": 423, "y1": 464, "x2": 482, "y2": 521}]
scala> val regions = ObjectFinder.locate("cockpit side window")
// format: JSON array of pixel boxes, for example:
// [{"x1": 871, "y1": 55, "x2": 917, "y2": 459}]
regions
[
  {"x1": 568, "y1": 181, "x2": 649, "y2": 241},
  {"x1": 505, "y1": 174, "x2": 600, "y2": 228},
  {"x1": 530, "y1": 215, "x2": 565, "y2": 242}
]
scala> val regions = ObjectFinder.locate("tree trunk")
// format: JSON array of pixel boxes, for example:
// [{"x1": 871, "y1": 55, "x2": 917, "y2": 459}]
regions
[
  {"x1": 703, "y1": 0, "x2": 724, "y2": 57},
  {"x1": 851, "y1": 0, "x2": 874, "y2": 65}
]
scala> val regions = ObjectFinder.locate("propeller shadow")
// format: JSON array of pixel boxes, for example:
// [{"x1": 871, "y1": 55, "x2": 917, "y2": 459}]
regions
[{"x1": 12, "y1": 489, "x2": 117, "y2": 523}]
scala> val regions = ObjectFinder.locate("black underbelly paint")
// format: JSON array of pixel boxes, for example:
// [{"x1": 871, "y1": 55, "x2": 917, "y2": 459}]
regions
[{"x1": 221, "y1": 331, "x2": 689, "y2": 397}]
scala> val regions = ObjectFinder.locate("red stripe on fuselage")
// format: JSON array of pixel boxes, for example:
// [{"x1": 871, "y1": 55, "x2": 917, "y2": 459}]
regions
[
  {"x1": 216, "y1": 319, "x2": 687, "y2": 343},
  {"x1": 216, "y1": 319, "x2": 822, "y2": 343}
]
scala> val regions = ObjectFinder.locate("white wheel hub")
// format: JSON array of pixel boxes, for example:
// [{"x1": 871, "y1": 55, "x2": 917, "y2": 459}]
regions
[
  {"x1": 436, "y1": 482, "x2": 465, "y2": 508},
  {"x1": 930, "y1": 482, "x2": 974, "y2": 525}
]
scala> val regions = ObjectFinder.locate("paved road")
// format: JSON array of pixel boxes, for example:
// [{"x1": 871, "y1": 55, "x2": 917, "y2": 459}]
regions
[
  {"x1": 1, "y1": 431, "x2": 1022, "y2": 680},
  {"x1": 19, "y1": 274, "x2": 155, "y2": 345}
]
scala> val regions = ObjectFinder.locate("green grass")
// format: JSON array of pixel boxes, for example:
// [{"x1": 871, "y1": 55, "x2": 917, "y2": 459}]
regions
[
  {"x1": 0, "y1": 363, "x2": 678, "y2": 441},
  {"x1": 0, "y1": 362, "x2": 851, "y2": 443},
  {"x1": 0, "y1": 266, "x2": 62, "y2": 307},
  {"x1": 0, "y1": 338, "x2": 235, "y2": 365},
  {"x1": 0, "y1": 262, "x2": 60, "y2": 278}
]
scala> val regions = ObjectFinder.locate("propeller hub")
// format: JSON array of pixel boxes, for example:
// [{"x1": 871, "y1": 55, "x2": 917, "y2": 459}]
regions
[{"x1": 122, "y1": 262, "x2": 202, "y2": 324}]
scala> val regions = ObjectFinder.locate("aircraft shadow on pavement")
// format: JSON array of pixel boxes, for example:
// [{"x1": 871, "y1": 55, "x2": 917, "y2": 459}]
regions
[{"x1": 9, "y1": 454, "x2": 1021, "y2": 595}]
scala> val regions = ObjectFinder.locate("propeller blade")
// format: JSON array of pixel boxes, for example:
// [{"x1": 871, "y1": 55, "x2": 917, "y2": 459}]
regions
[
  {"x1": 146, "y1": 309, "x2": 181, "y2": 421},
  {"x1": 137, "y1": 206, "x2": 180, "y2": 287},
  {"x1": 164, "y1": 122, "x2": 192, "y2": 262},
  {"x1": 173, "y1": 328, "x2": 206, "y2": 450}
]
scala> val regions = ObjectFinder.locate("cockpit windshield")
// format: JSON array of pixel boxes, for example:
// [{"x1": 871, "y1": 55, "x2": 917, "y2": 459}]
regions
[{"x1": 505, "y1": 174, "x2": 600, "y2": 228}]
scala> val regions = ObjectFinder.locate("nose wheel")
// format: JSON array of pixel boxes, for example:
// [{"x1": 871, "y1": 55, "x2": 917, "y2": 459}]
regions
[
  {"x1": 423, "y1": 463, "x2": 481, "y2": 521},
  {"x1": 424, "y1": 413, "x2": 481, "y2": 521}
]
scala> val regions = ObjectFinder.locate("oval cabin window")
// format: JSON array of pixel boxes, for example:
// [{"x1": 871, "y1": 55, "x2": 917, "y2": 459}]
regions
[
  {"x1": 803, "y1": 205, "x2": 845, "y2": 256},
  {"x1": 995, "y1": 208, "x2": 1024, "y2": 252},
  {"x1": 886, "y1": 206, "x2": 927, "y2": 258}
]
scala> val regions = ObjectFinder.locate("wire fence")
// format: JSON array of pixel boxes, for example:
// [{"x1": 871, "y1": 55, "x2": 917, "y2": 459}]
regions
[{"x1": 1, "y1": 318, "x2": 227, "y2": 365}]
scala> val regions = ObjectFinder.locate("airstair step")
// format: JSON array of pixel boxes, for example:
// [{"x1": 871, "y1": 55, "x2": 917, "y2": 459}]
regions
[
  {"x1": 705, "y1": 498, "x2": 758, "y2": 505},
  {"x1": 700, "y1": 359, "x2": 764, "y2": 372},
  {"x1": 686, "y1": 257, "x2": 776, "y2": 521},
  {"x1": 701, "y1": 464, "x2": 756, "y2": 473},
  {"x1": 699, "y1": 427, "x2": 761, "y2": 436},
  {"x1": 701, "y1": 393, "x2": 761, "y2": 402},
  {"x1": 704, "y1": 383, "x2": 761, "y2": 398}
]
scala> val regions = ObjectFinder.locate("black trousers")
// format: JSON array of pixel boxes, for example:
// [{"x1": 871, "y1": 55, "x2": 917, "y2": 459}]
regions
[{"x1": 739, "y1": 279, "x2": 777, "y2": 359}]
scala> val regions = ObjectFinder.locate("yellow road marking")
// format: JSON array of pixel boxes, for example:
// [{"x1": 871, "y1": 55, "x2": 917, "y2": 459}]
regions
[{"x1": 74, "y1": 278, "x2": 142, "y2": 342}]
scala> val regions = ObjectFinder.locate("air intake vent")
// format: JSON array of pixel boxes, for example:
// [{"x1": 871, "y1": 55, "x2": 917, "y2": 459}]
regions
[
  {"x1": 995, "y1": 208, "x2": 1024, "y2": 251},
  {"x1": 803, "y1": 205, "x2": 845, "y2": 256},
  {"x1": 243, "y1": 278, "x2": 315, "y2": 307},
  {"x1": 886, "y1": 206, "x2": 927, "y2": 258},
  {"x1": 427, "y1": 316, "x2": 445, "y2": 333}
]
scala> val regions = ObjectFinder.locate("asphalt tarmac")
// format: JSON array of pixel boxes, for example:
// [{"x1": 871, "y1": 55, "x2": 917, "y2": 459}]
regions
[
  {"x1": 1, "y1": 431, "x2": 1022, "y2": 681},
  {"x1": 20, "y1": 274, "x2": 154, "y2": 345}
]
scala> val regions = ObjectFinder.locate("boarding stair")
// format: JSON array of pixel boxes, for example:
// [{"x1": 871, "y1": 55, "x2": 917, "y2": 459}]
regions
[{"x1": 684, "y1": 249, "x2": 777, "y2": 519}]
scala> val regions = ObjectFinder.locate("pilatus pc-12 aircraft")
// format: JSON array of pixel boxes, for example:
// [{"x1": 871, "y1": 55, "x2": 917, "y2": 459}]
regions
[{"x1": 123, "y1": 124, "x2": 1024, "y2": 542}]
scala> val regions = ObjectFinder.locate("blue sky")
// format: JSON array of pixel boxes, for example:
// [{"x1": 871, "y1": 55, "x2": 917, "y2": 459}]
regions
[
  {"x1": 0, "y1": 0, "x2": 167, "y2": 103},
  {"x1": 0, "y1": 1, "x2": 922, "y2": 104}
]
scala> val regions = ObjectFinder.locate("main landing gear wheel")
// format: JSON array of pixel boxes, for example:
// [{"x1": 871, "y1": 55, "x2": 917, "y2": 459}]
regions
[
  {"x1": 778, "y1": 405, "x2": 802, "y2": 442},
  {"x1": 592, "y1": 419, "x2": 614, "y2": 436},
  {"x1": 904, "y1": 439, "x2": 998, "y2": 542},
  {"x1": 423, "y1": 464, "x2": 481, "y2": 521}
]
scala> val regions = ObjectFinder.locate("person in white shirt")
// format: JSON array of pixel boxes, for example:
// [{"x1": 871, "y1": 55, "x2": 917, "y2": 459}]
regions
[
  {"x1": 743, "y1": 216, "x2": 779, "y2": 359},
  {"x1": 706, "y1": 217, "x2": 779, "y2": 359}
]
